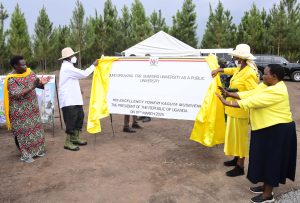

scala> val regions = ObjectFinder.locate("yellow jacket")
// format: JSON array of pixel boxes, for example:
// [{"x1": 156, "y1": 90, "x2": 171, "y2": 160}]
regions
[
  {"x1": 223, "y1": 66, "x2": 258, "y2": 118},
  {"x1": 237, "y1": 81, "x2": 293, "y2": 130}
]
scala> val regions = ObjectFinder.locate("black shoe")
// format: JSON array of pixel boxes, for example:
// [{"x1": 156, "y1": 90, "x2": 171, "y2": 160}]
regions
[
  {"x1": 224, "y1": 157, "x2": 238, "y2": 166},
  {"x1": 251, "y1": 194, "x2": 274, "y2": 203},
  {"x1": 226, "y1": 165, "x2": 244, "y2": 177},
  {"x1": 142, "y1": 117, "x2": 151, "y2": 122},
  {"x1": 123, "y1": 127, "x2": 136, "y2": 133},
  {"x1": 132, "y1": 123, "x2": 143, "y2": 129},
  {"x1": 250, "y1": 186, "x2": 274, "y2": 195},
  {"x1": 250, "y1": 186, "x2": 264, "y2": 194}
]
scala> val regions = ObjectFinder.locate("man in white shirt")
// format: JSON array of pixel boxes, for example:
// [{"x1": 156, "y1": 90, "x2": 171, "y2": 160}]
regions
[{"x1": 58, "y1": 47, "x2": 98, "y2": 151}]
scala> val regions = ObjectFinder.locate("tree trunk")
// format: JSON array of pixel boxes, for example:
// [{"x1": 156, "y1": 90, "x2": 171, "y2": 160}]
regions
[
  {"x1": 44, "y1": 59, "x2": 47, "y2": 72},
  {"x1": 277, "y1": 41, "x2": 280, "y2": 56},
  {"x1": 78, "y1": 51, "x2": 82, "y2": 68}
]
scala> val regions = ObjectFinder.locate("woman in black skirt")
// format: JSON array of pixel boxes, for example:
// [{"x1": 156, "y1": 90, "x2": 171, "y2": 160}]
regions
[{"x1": 216, "y1": 64, "x2": 297, "y2": 203}]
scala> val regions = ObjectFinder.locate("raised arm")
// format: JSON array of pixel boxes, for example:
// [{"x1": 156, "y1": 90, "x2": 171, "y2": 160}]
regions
[
  {"x1": 211, "y1": 68, "x2": 224, "y2": 78},
  {"x1": 36, "y1": 75, "x2": 52, "y2": 89},
  {"x1": 66, "y1": 59, "x2": 99, "y2": 79}
]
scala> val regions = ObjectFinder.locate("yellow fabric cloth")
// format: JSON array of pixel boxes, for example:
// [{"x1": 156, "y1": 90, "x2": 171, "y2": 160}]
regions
[
  {"x1": 189, "y1": 54, "x2": 226, "y2": 147},
  {"x1": 237, "y1": 81, "x2": 293, "y2": 130},
  {"x1": 4, "y1": 68, "x2": 31, "y2": 130},
  {"x1": 223, "y1": 66, "x2": 259, "y2": 118},
  {"x1": 87, "y1": 57, "x2": 118, "y2": 134},
  {"x1": 224, "y1": 116, "x2": 249, "y2": 157}
]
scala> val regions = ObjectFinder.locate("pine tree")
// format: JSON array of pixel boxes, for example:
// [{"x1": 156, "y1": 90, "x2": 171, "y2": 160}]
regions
[
  {"x1": 93, "y1": 14, "x2": 106, "y2": 56},
  {"x1": 259, "y1": 9, "x2": 272, "y2": 54},
  {"x1": 201, "y1": 1, "x2": 236, "y2": 48},
  {"x1": 119, "y1": 5, "x2": 132, "y2": 51},
  {"x1": 130, "y1": 0, "x2": 151, "y2": 44},
  {"x1": 269, "y1": 2, "x2": 288, "y2": 56},
  {"x1": 52, "y1": 26, "x2": 71, "y2": 69},
  {"x1": 85, "y1": 13, "x2": 105, "y2": 63},
  {"x1": 282, "y1": 0, "x2": 300, "y2": 60},
  {"x1": 171, "y1": 0, "x2": 198, "y2": 47},
  {"x1": 84, "y1": 16, "x2": 96, "y2": 63},
  {"x1": 236, "y1": 4, "x2": 266, "y2": 53},
  {"x1": 0, "y1": 3, "x2": 8, "y2": 72},
  {"x1": 33, "y1": 7, "x2": 54, "y2": 71},
  {"x1": 149, "y1": 10, "x2": 168, "y2": 34},
  {"x1": 103, "y1": 0, "x2": 120, "y2": 55},
  {"x1": 7, "y1": 4, "x2": 32, "y2": 63},
  {"x1": 69, "y1": 0, "x2": 86, "y2": 68}
]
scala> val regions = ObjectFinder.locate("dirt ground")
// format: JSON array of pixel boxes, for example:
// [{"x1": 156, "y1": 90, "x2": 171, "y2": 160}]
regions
[{"x1": 0, "y1": 77, "x2": 299, "y2": 203}]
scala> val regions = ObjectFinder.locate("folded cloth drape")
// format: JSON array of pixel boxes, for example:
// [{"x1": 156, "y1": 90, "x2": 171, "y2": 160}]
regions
[
  {"x1": 4, "y1": 68, "x2": 31, "y2": 130},
  {"x1": 87, "y1": 57, "x2": 118, "y2": 134},
  {"x1": 190, "y1": 54, "x2": 226, "y2": 147}
]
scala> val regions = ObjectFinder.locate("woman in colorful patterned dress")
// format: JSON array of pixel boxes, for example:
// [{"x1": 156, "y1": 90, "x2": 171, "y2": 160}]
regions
[{"x1": 4, "y1": 56, "x2": 51, "y2": 163}]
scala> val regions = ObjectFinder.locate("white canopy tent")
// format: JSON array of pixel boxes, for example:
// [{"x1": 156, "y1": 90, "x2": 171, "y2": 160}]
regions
[{"x1": 122, "y1": 31, "x2": 200, "y2": 57}]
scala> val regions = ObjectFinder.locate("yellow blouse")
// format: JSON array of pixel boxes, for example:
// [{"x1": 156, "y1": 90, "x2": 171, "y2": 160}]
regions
[
  {"x1": 223, "y1": 66, "x2": 259, "y2": 118},
  {"x1": 237, "y1": 81, "x2": 293, "y2": 130}
]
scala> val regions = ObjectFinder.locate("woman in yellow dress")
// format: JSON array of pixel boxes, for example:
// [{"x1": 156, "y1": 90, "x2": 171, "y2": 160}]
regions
[
  {"x1": 212, "y1": 44, "x2": 259, "y2": 177},
  {"x1": 216, "y1": 64, "x2": 296, "y2": 203}
]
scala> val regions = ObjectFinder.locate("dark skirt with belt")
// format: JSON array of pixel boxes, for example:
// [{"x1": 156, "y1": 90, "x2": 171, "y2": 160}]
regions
[{"x1": 247, "y1": 121, "x2": 297, "y2": 187}]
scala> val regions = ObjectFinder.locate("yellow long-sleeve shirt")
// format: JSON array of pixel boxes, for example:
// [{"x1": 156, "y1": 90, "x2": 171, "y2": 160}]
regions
[
  {"x1": 237, "y1": 81, "x2": 293, "y2": 131},
  {"x1": 223, "y1": 66, "x2": 259, "y2": 118}
]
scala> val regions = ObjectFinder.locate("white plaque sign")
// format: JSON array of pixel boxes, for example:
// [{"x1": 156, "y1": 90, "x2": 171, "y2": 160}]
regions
[{"x1": 106, "y1": 58, "x2": 212, "y2": 120}]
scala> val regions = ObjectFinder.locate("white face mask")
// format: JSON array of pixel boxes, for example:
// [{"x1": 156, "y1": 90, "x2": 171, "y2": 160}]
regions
[{"x1": 70, "y1": 56, "x2": 77, "y2": 64}]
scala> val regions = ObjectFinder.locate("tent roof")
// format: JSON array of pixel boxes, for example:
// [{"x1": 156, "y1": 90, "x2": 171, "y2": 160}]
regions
[{"x1": 122, "y1": 31, "x2": 199, "y2": 57}]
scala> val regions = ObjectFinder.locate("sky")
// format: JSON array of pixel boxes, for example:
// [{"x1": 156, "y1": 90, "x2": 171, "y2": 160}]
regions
[{"x1": 2, "y1": 0, "x2": 280, "y2": 41}]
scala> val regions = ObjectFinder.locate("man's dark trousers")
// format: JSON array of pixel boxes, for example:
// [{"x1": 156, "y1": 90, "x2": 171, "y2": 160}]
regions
[{"x1": 62, "y1": 105, "x2": 84, "y2": 135}]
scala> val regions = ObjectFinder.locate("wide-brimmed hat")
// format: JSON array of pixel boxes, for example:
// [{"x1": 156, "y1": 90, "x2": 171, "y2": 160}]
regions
[
  {"x1": 58, "y1": 47, "x2": 79, "y2": 60},
  {"x1": 230, "y1": 44, "x2": 255, "y2": 60}
]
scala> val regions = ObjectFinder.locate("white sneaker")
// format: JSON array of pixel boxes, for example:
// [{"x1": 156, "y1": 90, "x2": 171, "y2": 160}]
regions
[
  {"x1": 36, "y1": 152, "x2": 45, "y2": 157},
  {"x1": 20, "y1": 156, "x2": 35, "y2": 163}
]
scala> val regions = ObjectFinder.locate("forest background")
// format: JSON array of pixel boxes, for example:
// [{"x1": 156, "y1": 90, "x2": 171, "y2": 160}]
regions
[{"x1": 0, "y1": 0, "x2": 299, "y2": 73}]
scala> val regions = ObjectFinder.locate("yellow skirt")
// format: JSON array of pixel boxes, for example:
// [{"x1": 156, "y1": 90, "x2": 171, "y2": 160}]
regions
[{"x1": 224, "y1": 116, "x2": 249, "y2": 158}]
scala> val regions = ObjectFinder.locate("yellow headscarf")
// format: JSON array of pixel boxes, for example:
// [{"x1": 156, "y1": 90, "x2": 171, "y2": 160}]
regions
[{"x1": 4, "y1": 68, "x2": 31, "y2": 130}]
